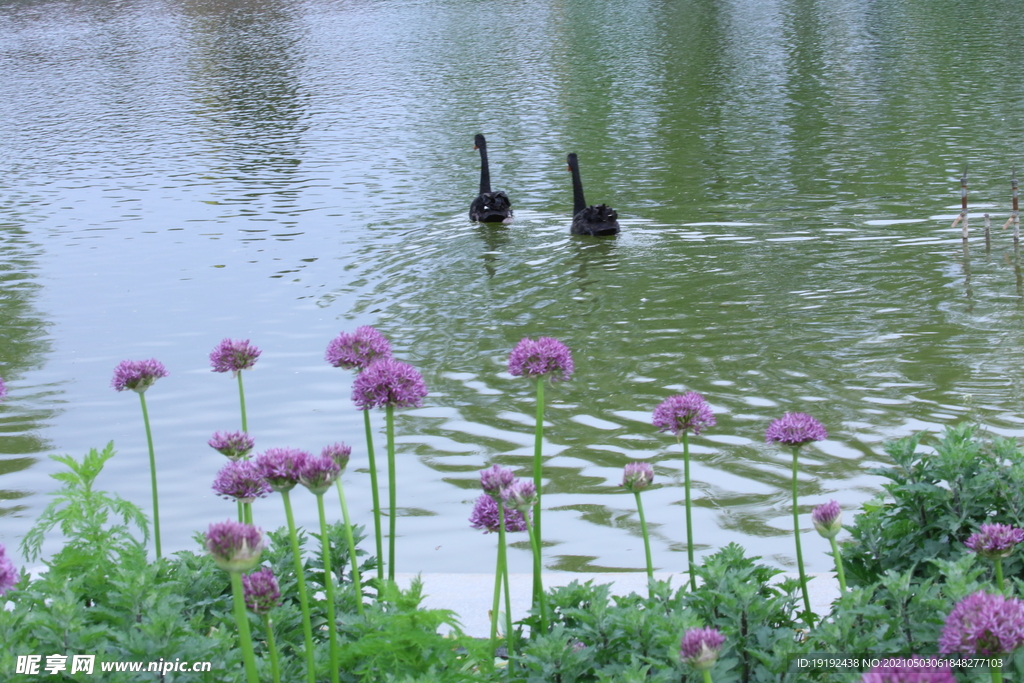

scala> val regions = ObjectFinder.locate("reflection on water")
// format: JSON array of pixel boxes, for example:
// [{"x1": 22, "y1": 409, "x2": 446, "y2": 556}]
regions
[{"x1": 3, "y1": 0, "x2": 1024, "y2": 573}]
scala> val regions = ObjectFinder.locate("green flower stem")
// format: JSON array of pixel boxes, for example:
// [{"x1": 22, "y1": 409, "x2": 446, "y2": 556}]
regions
[
  {"x1": 502, "y1": 537, "x2": 513, "y2": 660},
  {"x1": 532, "y1": 377, "x2": 545, "y2": 609},
  {"x1": 334, "y1": 478, "x2": 365, "y2": 616},
  {"x1": 281, "y1": 490, "x2": 317, "y2": 683},
  {"x1": 524, "y1": 511, "x2": 547, "y2": 635},
  {"x1": 237, "y1": 499, "x2": 244, "y2": 524},
  {"x1": 262, "y1": 614, "x2": 281, "y2": 683},
  {"x1": 995, "y1": 557, "x2": 1005, "y2": 594},
  {"x1": 138, "y1": 392, "x2": 162, "y2": 559},
  {"x1": 682, "y1": 431, "x2": 695, "y2": 591},
  {"x1": 991, "y1": 664, "x2": 1002, "y2": 683},
  {"x1": 315, "y1": 493, "x2": 340, "y2": 683},
  {"x1": 489, "y1": 511, "x2": 503, "y2": 663},
  {"x1": 228, "y1": 571, "x2": 259, "y2": 683},
  {"x1": 703, "y1": 670, "x2": 714, "y2": 683},
  {"x1": 386, "y1": 404, "x2": 397, "y2": 582},
  {"x1": 236, "y1": 371, "x2": 248, "y2": 433},
  {"x1": 829, "y1": 537, "x2": 847, "y2": 592},
  {"x1": 634, "y1": 491, "x2": 654, "y2": 596},
  {"x1": 791, "y1": 446, "x2": 812, "y2": 623},
  {"x1": 363, "y1": 408, "x2": 385, "y2": 584},
  {"x1": 243, "y1": 501, "x2": 253, "y2": 526}
]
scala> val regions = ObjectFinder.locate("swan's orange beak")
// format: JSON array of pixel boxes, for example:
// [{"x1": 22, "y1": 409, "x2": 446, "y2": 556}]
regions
[
  {"x1": 474, "y1": 144, "x2": 479, "y2": 150},
  {"x1": 567, "y1": 165, "x2": 571, "y2": 171}
]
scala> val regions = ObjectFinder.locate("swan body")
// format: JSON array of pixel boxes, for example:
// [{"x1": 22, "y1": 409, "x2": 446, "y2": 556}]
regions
[
  {"x1": 470, "y1": 134, "x2": 513, "y2": 224},
  {"x1": 567, "y1": 153, "x2": 619, "y2": 236}
]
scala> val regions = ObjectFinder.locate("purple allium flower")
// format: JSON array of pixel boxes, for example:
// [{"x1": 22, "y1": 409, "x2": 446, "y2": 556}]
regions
[
  {"x1": 508, "y1": 337, "x2": 574, "y2": 382},
  {"x1": 0, "y1": 543, "x2": 19, "y2": 596},
  {"x1": 652, "y1": 392, "x2": 716, "y2": 437},
  {"x1": 939, "y1": 590, "x2": 1024, "y2": 655},
  {"x1": 680, "y1": 627, "x2": 726, "y2": 671},
  {"x1": 965, "y1": 523, "x2": 1024, "y2": 559},
  {"x1": 325, "y1": 326, "x2": 392, "y2": 371},
  {"x1": 111, "y1": 359, "x2": 168, "y2": 394},
  {"x1": 351, "y1": 358, "x2": 428, "y2": 410},
  {"x1": 322, "y1": 443, "x2": 352, "y2": 472},
  {"x1": 0, "y1": 376, "x2": 6, "y2": 401},
  {"x1": 812, "y1": 500, "x2": 843, "y2": 539},
  {"x1": 622, "y1": 462, "x2": 654, "y2": 493},
  {"x1": 765, "y1": 412, "x2": 828, "y2": 447},
  {"x1": 501, "y1": 479, "x2": 538, "y2": 514},
  {"x1": 469, "y1": 493, "x2": 529, "y2": 534},
  {"x1": 209, "y1": 338, "x2": 261, "y2": 375},
  {"x1": 208, "y1": 431, "x2": 255, "y2": 461},
  {"x1": 480, "y1": 465, "x2": 515, "y2": 499},
  {"x1": 206, "y1": 520, "x2": 264, "y2": 573},
  {"x1": 213, "y1": 460, "x2": 272, "y2": 503},
  {"x1": 860, "y1": 657, "x2": 956, "y2": 683},
  {"x1": 298, "y1": 455, "x2": 341, "y2": 495},
  {"x1": 254, "y1": 448, "x2": 311, "y2": 493},
  {"x1": 242, "y1": 567, "x2": 281, "y2": 615}
]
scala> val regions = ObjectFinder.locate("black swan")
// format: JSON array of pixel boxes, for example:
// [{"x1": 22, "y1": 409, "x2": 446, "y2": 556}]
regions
[
  {"x1": 567, "y1": 153, "x2": 619, "y2": 236},
  {"x1": 469, "y1": 134, "x2": 513, "y2": 223}
]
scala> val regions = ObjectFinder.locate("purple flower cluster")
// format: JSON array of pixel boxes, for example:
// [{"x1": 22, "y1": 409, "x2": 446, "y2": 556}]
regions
[
  {"x1": 652, "y1": 392, "x2": 716, "y2": 437},
  {"x1": 939, "y1": 591, "x2": 1024, "y2": 656},
  {"x1": 325, "y1": 326, "x2": 392, "y2": 371},
  {"x1": 469, "y1": 493, "x2": 529, "y2": 534},
  {"x1": 0, "y1": 375, "x2": 6, "y2": 401},
  {"x1": 242, "y1": 567, "x2": 281, "y2": 615},
  {"x1": 209, "y1": 338, "x2": 262, "y2": 374},
  {"x1": 212, "y1": 460, "x2": 271, "y2": 502},
  {"x1": 860, "y1": 657, "x2": 956, "y2": 683},
  {"x1": 501, "y1": 479, "x2": 538, "y2": 514},
  {"x1": 299, "y1": 455, "x2": 341, "y2": 495},
  {"x1": 206, "y1": 520, "x2": 264, "y2": 572},
  {"x1": 480, "y1": 464, "x2": 515, "y2": 498},
  {"x1": 508, "y1": 337, "x2": 574, "y2": 382},
  {"x1": 680, "y1": 627, "x2": 726, "y2": 671},
  {"x1": 622, "y1": 462, "x2": 654, "y2": 493},
  {"x1": 0, "y1": 543, "x2": 19, "y2": 596},
  {"x1": 111, "y1": 359, "x2": 168, "y2": 394},
  {"x1": 208, "y1": 431, "x2": 255, "y2": 460},
  {"x1": 965, "y1": 523, "x2": 1024, "y2": 559},
  {"x1": 254, "y1": 448, "x2": 311, "y2": 492},
  {"x1": 812, "y1": 500, "x2": 843, "y2": 539},
  {"x1": 352, "y1": 358, "x2": 428, "y2": 410},
  {"x1": 765, "y1": 412, "x2": 828, "y2": 447},
  {"x1": 322, "y1": 443, "x2": 352, "y2": 472}
]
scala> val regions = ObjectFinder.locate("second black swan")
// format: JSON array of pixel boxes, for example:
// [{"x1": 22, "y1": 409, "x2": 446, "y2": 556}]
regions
[
  {"x1": 469, "y1": 134, "x2": 513, "y2": 223},
  {"x1": 567, "y1": 153, "x2": 619, "y2": 236}
]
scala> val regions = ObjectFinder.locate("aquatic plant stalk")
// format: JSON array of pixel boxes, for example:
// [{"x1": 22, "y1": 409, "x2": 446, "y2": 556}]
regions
[
  {"x1": 229, "y1": 571, "x2": 260, "y2": 683},
  {"x1": 364, "y1": 409, "x2": 385, "y2": 583},
  {"x1": 281, "y1": 491, "x2": 317, "y2": 683},
  {"x1": 315, "y1": 492, "x2": 341, "y2": 683},
  {"x1": 334, "y1": 477, "x2": 364, "y2": 616},
  {"x1": 138, "y1": 392, "x2": 162, "y2": 559}
]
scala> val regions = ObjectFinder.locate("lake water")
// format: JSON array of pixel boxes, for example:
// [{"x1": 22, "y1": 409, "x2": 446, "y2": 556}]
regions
[{"x1": 3, "y1": 0, "x2": 1024, "y2": 576}]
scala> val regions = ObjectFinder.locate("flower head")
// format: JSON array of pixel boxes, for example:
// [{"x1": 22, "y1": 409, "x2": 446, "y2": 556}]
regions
[
  {"x1": 111, "y1": 359, "x2": 168, "y2": 394},
  {"x1": 508, "y1": 337, "x2": 574, "y2": 382},
  {"x1": 298, "y1": 455, "x2": 341, "y2": 495},
  {"x1": 208, "y1": 431, "x2": 255, "y2": 461},
  {"x1": 469, "y1": 493, "x2": 529, "y2": 534},
  {"x1": 860, "y1": 657, "x2": 956, "y2": 683},
  {"x1": 352, "y1": 358, "x2": 428, "y2": 410},
  {"x1": 213, "y1": 460, "x2": 272, "y2": 503},
  {"x1": 254, "y1": 448, "x2": 311, "y2": 492},
  {"x1": 206, "y1": 520, "x2": 264, "y2": 572},
  {"x1": 0, "y1": 544, "x2": 19, "y2": 596},
  {"x1": 939, "y1": 591, "x2": 1024, "y2": 655},
  {"x1": 480, "y1": 465, "x2": 515, "y2": 498},
  {"x1": 242, "y1": 567, "x2": 281, "y2": 615},
  {"x1": 209, "y1": 338, "x2": 261, "y2": 375},
  {"x1": 322, "y1": 443, "x2": 352, "y2": 472},
  {"x1": 965, "y1": 523, "x2": 1024, "y2": 559},
  {"x1": 765, "y1": 412, "x2": 828, "y2": 447},
  {"x1": 652, "y1": 392, "x2": 716, "y2": 437},
  {"x1": 325, "y1": 326, "x2": 392, "y2": 371},
  {"x1": 622, "y1": 462, "x2": 654, "y2": 493},
  {"x1": 680, "y1": 627, "x2": 726, "y2": 671},
  {"x1": 812, "y1": 500, "x2": 843, "y2": 539},
  {"x1": 501, "y1": 479, "x2": 538, "y2": 514}
]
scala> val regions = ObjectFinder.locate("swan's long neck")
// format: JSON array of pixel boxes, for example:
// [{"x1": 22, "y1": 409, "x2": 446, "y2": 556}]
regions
[
  {"x1": 478, "y1": 144, "x2": 492, "y2": 195},
  {"x1": 570, "y1": 163, "x2": 587, "y2": 216}
]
